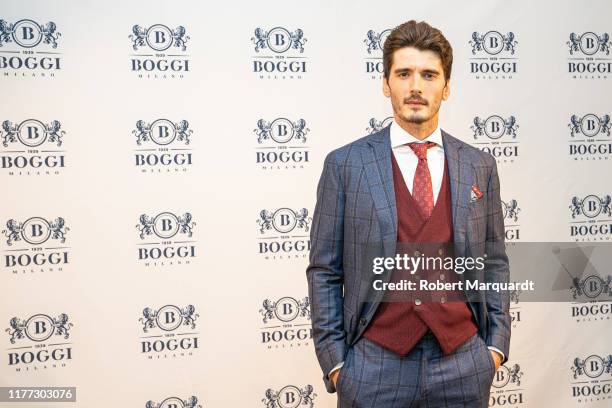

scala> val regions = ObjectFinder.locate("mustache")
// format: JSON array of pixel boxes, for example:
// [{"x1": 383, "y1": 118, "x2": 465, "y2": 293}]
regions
[{"x1": 404, "y1": 97, "x2": 428, "y2": 105}]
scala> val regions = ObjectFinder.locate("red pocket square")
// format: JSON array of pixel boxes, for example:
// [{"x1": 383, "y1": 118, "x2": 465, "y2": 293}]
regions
[{"x1": 470, "y1": 185, "x2": 484, "y2": 202}]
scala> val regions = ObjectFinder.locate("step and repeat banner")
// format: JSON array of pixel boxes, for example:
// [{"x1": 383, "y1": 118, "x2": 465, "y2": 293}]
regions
[{"x1": 1, "y1": 0, "x2": 611, "y2": 407}]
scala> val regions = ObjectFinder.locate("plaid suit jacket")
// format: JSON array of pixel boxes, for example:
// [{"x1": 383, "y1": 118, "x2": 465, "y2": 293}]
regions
[{"x1": 306, "y1": 125, "x2": 511, "y2": 393}]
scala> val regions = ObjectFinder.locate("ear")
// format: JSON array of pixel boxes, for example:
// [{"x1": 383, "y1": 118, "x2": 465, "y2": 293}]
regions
[
  {"x1": 383, "y1": 76, "x2": 391, "y2": 97},
  {"x1": 442, "y1": 79, "x2": 451, "y2": 101}
]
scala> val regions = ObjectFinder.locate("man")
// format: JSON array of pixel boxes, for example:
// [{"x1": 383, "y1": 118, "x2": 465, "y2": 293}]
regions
[{"x1": 306, "y1": 20, "x2": 511, "y2": 407}]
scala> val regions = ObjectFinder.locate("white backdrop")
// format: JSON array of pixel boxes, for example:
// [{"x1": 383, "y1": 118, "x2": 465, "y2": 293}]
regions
[{"x1": 1, "y1": 0, "x2": 611, "y2": 407}]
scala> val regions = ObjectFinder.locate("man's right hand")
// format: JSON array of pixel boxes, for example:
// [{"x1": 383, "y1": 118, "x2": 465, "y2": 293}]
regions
[{"x1": 331, "y1": 369, "x2": 341, "y2": 389}]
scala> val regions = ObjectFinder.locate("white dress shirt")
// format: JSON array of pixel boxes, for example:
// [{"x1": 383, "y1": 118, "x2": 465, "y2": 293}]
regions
[
  {"x1": 328, "y1": 120, "x2": 505, "y2": 380},
  {"x1": 390, "y1": 120, "x2": 445, "y2": 204}
]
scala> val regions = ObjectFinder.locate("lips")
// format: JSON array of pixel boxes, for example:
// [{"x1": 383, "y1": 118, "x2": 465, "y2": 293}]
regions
[{"x1": 406, "y1": 100, "x2": 427, "y2": 106}]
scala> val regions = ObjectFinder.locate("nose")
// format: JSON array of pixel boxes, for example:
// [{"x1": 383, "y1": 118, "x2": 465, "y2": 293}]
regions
[{"x1": 408, "y1": 74, "x2": 424, "y2": 94}]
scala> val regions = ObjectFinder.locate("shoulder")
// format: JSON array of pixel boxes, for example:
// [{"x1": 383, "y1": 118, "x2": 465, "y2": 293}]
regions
[
  {"x1": 443, "y1": 130, "x2": 496, "y2": 169},
  {"x1": 324, "y1": 128, "x2": 385, "y2": 166}
]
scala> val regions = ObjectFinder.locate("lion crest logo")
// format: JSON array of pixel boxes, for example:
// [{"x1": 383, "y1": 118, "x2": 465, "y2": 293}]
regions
[
  {"x1": 259, "y1": 297, "x2": 310, "y2": 324},
  {"x1": 6, "y1": 314, "x2": 73, "y2": 344},
  {"x1": 471, "y1": 116, "x2": 518, "y2": 139},
  {"x1": 257, "y1": 208, "x2": 311, "y2": 234},
  {"x1": 133, "y1": 119, "x2": 193, "y2": 146},
  {"x1": 254, "y1": 118, "x2": 309, "y2": 144},
  {"x1": 2, "y1": 217, "x2": 69, "y2": 246},
  {"x1": 567, "y1": 32, "x2": 611, "y2": 55},
  {"x1": 572, "y1": 355, "x2": 612, "y2": 379},
  {"x1": 363, "y1": 29, "x2": 390, "y2": 54},
  {"x1": 568, "y1": 114, "x2": 611, "y2": 137},
  {"x1": 251, "y1": 27, "x2": 307, "y2": 53},
  {"x1": 139, "y1": 305, "x2": 199, "y2": 332},
  {"x1": 145, "y1": 396, "x2": 202, "y2": 408},
  {"x1": 469, "y1": 31, "x2": 517, "y2": 55},
  {"x1": 129, "y1": 25, "x2": 189, "y2": 51},
  {"x1": 0, "y1": 20, "x2": 61, "y2": 48},
  {"x1": 1, "y1": 120, "x2": 65, "y2": 147},
  {"x1": 569, "y1": 195, "x2": 612, "y2": 219},
  {"x1": 262, "y1": 385, "x2": 317, "y2": 408}
]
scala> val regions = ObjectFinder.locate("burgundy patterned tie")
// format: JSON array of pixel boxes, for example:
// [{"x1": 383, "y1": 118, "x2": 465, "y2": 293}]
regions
[{"x1": 407, "y1": 142, "x2": 437, "y2": 219}]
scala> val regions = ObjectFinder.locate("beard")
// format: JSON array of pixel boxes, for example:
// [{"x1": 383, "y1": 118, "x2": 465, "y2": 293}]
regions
[
  {"x1": 401, "y1": 111, "x2": 429, "y2": 124},
  {"x1": 393, "y1": 96, "x2": 441, "y2": 125}
]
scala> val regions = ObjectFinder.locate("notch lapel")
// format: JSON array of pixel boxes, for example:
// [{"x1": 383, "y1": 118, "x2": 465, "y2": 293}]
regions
[
  {"x1": 442, "y1": 130, "x2": 471, "y2": 256},
  {"x1": 362, "y1": 126, "x2": 397, "y2": 273}
]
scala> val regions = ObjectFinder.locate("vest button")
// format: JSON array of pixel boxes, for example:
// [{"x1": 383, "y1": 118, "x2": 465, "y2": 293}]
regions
[
  {"x1": 414, "y1": 250, "x2": 421, "y2": 257},
  {"x1": 359, "y1": 318, "x2": 367, "y2": 326},
  {"x1": 441, "y1": 296, "x2": 447, "y2": 304},
  {"x1": 438, "y1": 248, "x2": 444, "y2": 256},
  {"x1": 440, "y1": 274, "x2": 445, "y2": 280},
  {"x1": 415, "y1": 298, "x2": 422, "y2": 306}
]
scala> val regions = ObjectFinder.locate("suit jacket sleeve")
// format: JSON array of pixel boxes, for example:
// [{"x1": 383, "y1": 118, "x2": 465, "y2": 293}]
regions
[
  {"x1": 306, "y1": 151, "x2": 347, "y2": 393},
  {"x1": 484, "y1": 156, "x2": 511, "y2": 365}
]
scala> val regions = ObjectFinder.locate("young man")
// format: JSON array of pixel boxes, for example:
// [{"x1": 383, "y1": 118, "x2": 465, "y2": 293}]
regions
[{"x1": 307, "y1": 20, "x2": 511, "y2": 407}]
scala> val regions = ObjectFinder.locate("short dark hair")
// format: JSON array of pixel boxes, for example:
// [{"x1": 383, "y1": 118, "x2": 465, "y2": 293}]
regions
[{"x1": 383, "y1": 20, "x2": 453, "y2": 82}]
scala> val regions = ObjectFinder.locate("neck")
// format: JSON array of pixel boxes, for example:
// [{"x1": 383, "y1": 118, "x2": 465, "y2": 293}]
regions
[{"x1": 394, "y1": 114, "x2": 439, "y2": 140}]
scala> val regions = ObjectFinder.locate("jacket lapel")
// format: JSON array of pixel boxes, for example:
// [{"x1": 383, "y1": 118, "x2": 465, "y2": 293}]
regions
[
  {"x1": 362, "y1": 125, "x2": 397, "y2": 274},
  {"x1": 442, "y1": 131, "x2": 481, "y2": 323},
  {"x1": 442, "y1": 130, "x2": 471, "y2": 255}
]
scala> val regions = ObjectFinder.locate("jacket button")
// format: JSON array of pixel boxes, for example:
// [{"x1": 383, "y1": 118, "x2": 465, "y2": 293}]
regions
[
  {"x1": 359, "y1": 318, "x2": 367, "y2": 326},
  {"x1": 415, "y1": 298, "x2": 422, "y2": 306}
]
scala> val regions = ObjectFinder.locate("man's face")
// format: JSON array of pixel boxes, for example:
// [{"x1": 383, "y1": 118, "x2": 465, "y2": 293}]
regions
[{"x1": 383, "y1": 46, "x2": 450, "y2": 126}]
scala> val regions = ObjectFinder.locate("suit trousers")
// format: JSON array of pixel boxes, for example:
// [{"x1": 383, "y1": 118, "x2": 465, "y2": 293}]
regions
[{"x1": 336, "y1": 330, "x2": 496, "y2": 408}]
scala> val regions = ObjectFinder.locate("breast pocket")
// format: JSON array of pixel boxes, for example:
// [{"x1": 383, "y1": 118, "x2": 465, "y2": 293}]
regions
[
  {"x1": 467, "y1": 166, "x2": 489, "y2": 219},
  {"x1": 468, "y1": 197, "x2": 486, "y2": 218}
]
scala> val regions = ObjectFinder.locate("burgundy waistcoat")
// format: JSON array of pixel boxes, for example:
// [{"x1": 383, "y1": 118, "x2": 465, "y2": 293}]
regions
[{"x1": 362, "y1": 152, "x2": 478, "y2": 356}]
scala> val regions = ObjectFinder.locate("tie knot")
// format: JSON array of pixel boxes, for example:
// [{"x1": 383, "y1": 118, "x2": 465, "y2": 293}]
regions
[{"x1": 407, "y1": 141, "x2": 436, "y2": 160}]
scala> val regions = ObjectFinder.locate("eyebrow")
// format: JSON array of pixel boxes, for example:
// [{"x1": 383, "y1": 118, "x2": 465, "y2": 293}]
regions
[{"x1": 394, "y1": 67, "x2": 441, "y2": 75}]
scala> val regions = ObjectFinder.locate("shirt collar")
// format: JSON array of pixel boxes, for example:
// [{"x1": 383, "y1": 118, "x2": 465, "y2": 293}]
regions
[{"x1": 389, "y1": 119, "x2": 444, "y2": 149}]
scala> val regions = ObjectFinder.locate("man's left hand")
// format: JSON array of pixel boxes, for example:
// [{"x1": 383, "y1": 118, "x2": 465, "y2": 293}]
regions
[{"x1": 490, "y1": 350, "x2": 502, "y2": 371}]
